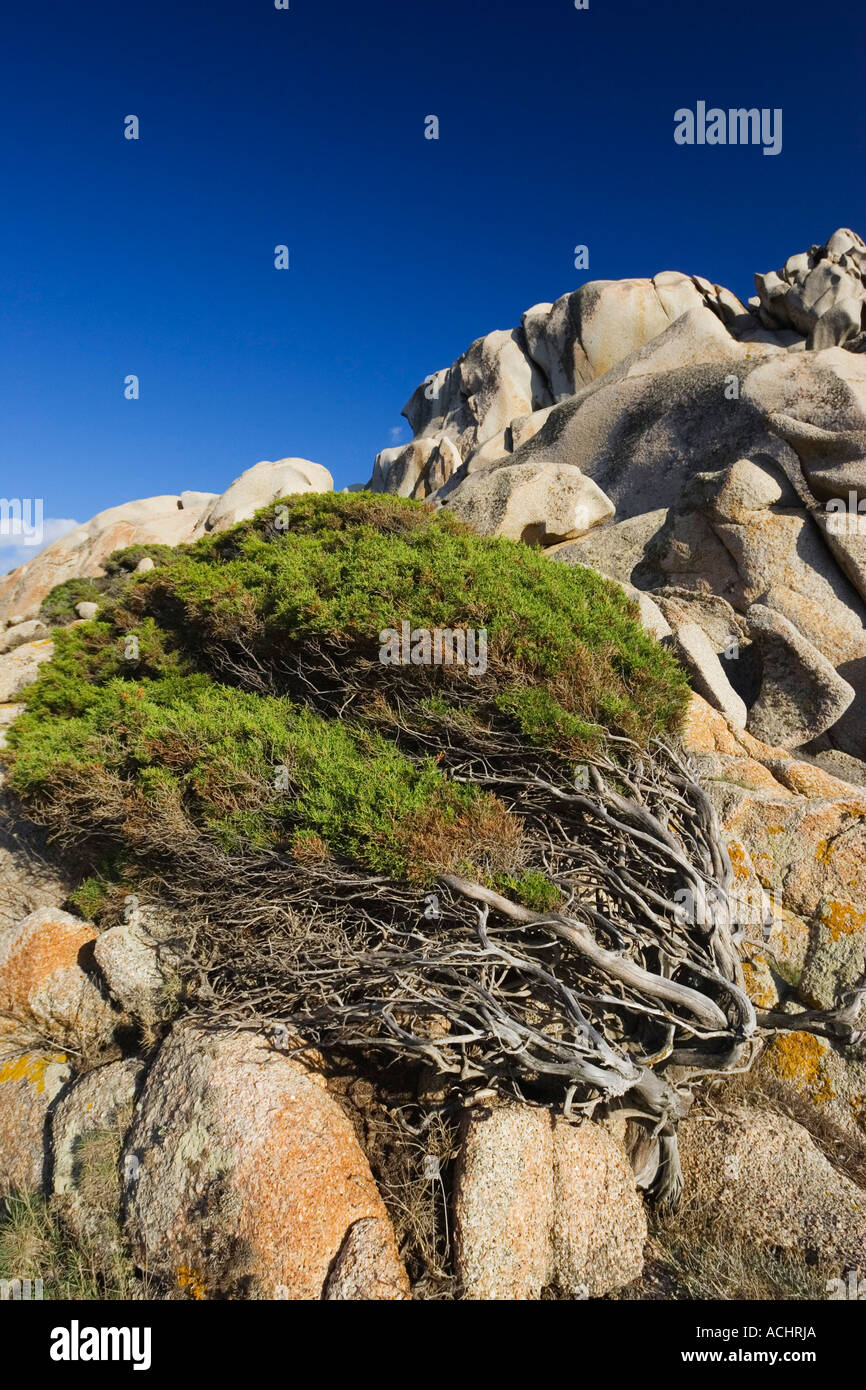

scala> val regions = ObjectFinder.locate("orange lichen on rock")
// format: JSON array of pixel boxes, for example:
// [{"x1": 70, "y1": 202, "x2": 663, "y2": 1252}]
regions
[
  {"x1": 761, "y1": 1031, "x2": 836, "y2": 1106},
  {"x1": 0, "y1": 907, "x2": 115, "y2": 1051},
  {"x1": 817, "y1": 898, "x2": 866, "y2": 943},
  {"x1": 740, "y1": 954, "x2": 779, "y2": 1008},
  {"x1": 177, "y1": 1265, "x2": 206, "y2": 1300},
  {"x1": 122, "y1": 1025, "x2": 410, "y2": 1300}
]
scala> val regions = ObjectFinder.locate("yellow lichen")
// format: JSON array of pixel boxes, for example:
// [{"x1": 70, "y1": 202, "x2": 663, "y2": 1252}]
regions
[
  {"x1": 177, "y1": 1265, "x2": 206, "y2": 1300},
  {"x1": 741, "y1": 956, "x2": 778, "y2": 1009},
  {"x1": 726, "y1": 840, "x2": 751, "y2": 879},
  {"x1": 0, "y1": 1052, "x2": 67, "y2": 1093},
  {"x1": 817, "y1": 899, "x2": 866, "y2": 942},
  {"x1": 763, "y1": 1031, "x2": 836, "y2": 1105}
]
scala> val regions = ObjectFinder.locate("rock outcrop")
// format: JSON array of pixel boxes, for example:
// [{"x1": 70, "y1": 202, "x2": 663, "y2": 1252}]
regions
[
  {"x1": 0, "y1": 458, "x2": 334, "y2": 627},
  {"x1": 0, "y1": 908, "x2": 117, "y2": 1055},
  {"x1": 5, "y1": 230, "x2": 866, "y2": 1302},
  {"x1": 453, "y1": 1103, "x2": 646, "y2": 1299},
  {"x1": 676, "y1": 1104, "x2": 866, "y2": 1269},
  {"x1": 50, "y1": 1058, "x2": 145, "y2": 1244},
  {"x1": 122, "y1": 1025, "x2": 409, "y2": 1300},
  {"x1": 0, "y1": 1051, "x2": 72, "y2": 1197},
  {"x1": 753, "y1": 228, "x2": 866, "y2": 351},
  {"x1": 370, "y1": 231, "x2": 866, "y2": 765}
]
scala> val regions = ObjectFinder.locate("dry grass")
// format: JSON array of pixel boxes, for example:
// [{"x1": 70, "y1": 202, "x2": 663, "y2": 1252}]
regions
[
  {"x1": 0, "y1": 1186, "x2": 143, "y2": 1301},
  {"x1": 0, "y1": 1108, "x2": 150, "y2": 1301}
]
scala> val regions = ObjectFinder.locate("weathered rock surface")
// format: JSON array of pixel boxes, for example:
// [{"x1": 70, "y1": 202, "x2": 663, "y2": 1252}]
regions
[
  {"x1": 0, "y1": 456, "x2": 334, "y2": 627},
  {"x1": 437, "y1": 460, "x2": 614, "y2": 545},
  {"x1": 0, "y1": 638, "x2": 54, "y2": 702},
  {"x1": 677, "y1": 1104, "x2": 866, "y2": 1268},
  {"x1": 0, "y1": 619, "x2": 49, "y2": 654},
  {"x1": 798, "y1": 899, "x2": 866, "y2": 1012},
  {"x1": 196, "y1": 458, "x2": 334, "y2": 535},
  {"x1": 550, "y1": 509, "x2": 668, "y2": 588},
  {"x1": 370, "y1": 435, "x2": 461, "y2": 499},
  {"x1": 550, "y1": 1116, "x2": 648, "y2": 1298},
  {"x1": 754, "y1": 229, "x2": 866, "y2": 350},
  {"x1": 51, "y1": 1058, "x2": 145, "y2": 1243},
  {"x1": 667, "y1": 611, "x2": 747, "y2": 729},
  {"x1": 0, "y1": 1051, "x2": 72, "y2": 1197},
  {"x1": 746, "y1": 603, "x2": 856, "y2": 748},
  {"x1": 93, "y1": 923, "x2": 172, "y2": 1028},
  {"x1": 453, "y1": 1103, "x2": 645, "y2": 1299},
  {"x1": 371, "y1": 236, "x2": 866, "y2": 763},
  {"x1": 453, "y1": 1104, "x2": 553, "y2": 1300},
  {"x1": 0, "y1": 495, "x2": 215, "y2": 627},
  {"x1": 0, "y1": 783, "x2": 72, "y2": 939},
  {"x1": 122, "y1": 1025, "x2": 409, "y2": 1300},
  {"x1": 0, "y1": 907, "x2": 116, "y2": 1053},
  {"x1": 758, "y1": 1030, "x2": 866, "y2": 1143}
]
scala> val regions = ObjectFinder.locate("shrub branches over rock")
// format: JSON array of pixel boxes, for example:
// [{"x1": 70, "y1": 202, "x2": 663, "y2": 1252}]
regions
[{"x1": 2, "y1": 492, "x2": 810, "y2": 1202}]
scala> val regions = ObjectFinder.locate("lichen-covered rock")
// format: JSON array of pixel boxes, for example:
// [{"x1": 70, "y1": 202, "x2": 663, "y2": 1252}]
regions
[
  {"x1": 677, "y1": 1104, "x2": 866, "y2": 1268},
  {"x1": 798, "y1": 899, "x2": 866, "y2": 1011},
  {"x1": 50, "y1": 1058, "x2": 145, "y2": 1245},
  {"x1": 453, "y1": 1103, "x2": 645, "y2": 1299},
  {"x1": 122, "y1": 1024, "x2": 409, "y2": 1300},
  {"x1": 0, "y1": 907, "x2": 117, "y2": 1053},
  {"x1": 682, "y1": 694, "x2": 866, "y2": 930},
  {"x1": 0, "y1": 619, "x2": 49, "y2": 654},
  {"x1": 739, "y1": 948, "x2": 781, "y2": 1008},
  {"x1": 0, "y1": 1050, "x2": 72, "y2": 1197},
  {"x1": 758, "y1": 1031, "x2": 866, "y2": 1141}
]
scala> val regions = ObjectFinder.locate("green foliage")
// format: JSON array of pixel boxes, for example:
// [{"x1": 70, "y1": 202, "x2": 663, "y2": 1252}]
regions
[
  {"x1": 100, "y1": 542, "x2": 180, "y2": 577},
  {"x1": 38, "y1": 543, "x2": 180, "y2": 629},
  {"x1": 39, "y1": 578, "x2": 101, "y2": 627},
  {"x1": 66, "y1": 877, "x2": 110, "y2": 923},
  {"x1": 493, "y1": 870, "x2": 563, "y2": 912},
  {"x1": 495, "y1": 686, "x2": 606, "y2": 755},
  {"x1": 8, "y1": 670, "x2": 501, "y2": 878},
  {"x1": 6, "y1": 493, "x2": 689, "y2": 889}
]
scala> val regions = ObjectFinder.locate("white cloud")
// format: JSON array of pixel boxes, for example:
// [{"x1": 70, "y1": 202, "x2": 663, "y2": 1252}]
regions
[
  {"x1": 0, "y1": 517, "x2": 79, "y2": 575},
  {"x1": 389, "y1": 424, "x2": 406, "y2": 444}
]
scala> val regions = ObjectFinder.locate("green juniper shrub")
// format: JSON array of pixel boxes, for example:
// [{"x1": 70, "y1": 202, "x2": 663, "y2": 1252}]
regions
[
  {"x1": 39, "y1": 577, "x2": 102, "y2": 627},
  {"x1": 38, "y1": 544, "x2": 182, "y2": 628},
  {"x1": 6, "y1": 492, "x2": 689, "y2": 898}
]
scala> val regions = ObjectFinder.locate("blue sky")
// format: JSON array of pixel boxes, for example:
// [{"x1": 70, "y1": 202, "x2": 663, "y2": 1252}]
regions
[{"x1": 1, "y1": 0, "x2": 865, "y2": 570}]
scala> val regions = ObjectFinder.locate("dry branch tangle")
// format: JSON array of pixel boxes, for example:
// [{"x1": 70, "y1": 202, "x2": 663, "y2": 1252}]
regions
[{"x1": 165, "y1": 731, "x2": 853, "y2": 1209}]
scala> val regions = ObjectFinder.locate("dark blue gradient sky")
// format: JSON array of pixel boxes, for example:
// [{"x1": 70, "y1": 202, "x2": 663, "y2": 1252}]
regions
[{"x1": 1, "y1": 0, "x2": 864, "y2": 548}]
